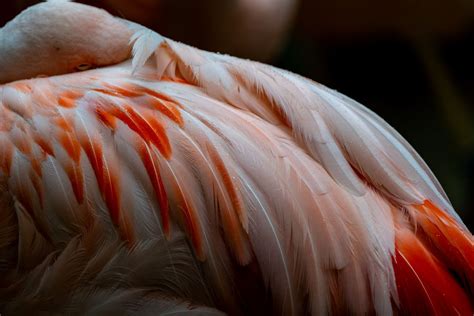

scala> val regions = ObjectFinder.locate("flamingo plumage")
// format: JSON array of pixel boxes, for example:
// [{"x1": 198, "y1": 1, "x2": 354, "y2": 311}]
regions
[{"x1": 0, "y1": 1, "x2": 472, "y2": 315}]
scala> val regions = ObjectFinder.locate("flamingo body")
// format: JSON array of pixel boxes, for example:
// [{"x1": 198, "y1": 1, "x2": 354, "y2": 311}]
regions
[{"x1": 0, "y1": 2, "x2": 472, "y2": 315}]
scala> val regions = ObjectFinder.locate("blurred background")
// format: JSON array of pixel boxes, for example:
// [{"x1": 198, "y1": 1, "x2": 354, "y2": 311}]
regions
[{"x1": 2, "y1": 0, "x2": 473, "y2": 230}]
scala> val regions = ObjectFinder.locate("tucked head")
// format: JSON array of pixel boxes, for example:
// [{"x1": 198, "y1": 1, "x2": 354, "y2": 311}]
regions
[{"x1": 0, "y1": 0, "x2": 133, "y2": 83}]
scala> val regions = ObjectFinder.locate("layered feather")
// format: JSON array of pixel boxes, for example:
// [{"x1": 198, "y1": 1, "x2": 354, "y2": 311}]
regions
[{"x1": 0, "y1": 25, "x2": 472, "y2": 315}]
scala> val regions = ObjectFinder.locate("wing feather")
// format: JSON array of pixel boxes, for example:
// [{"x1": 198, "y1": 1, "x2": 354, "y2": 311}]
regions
[{"x1": 0, "y1": 27, "x2": 471, "y2": 315}]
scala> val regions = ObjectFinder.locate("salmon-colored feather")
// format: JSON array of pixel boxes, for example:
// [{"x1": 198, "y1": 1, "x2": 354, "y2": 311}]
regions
[
  {"x1": 393, "y1": 224, "x2": 472, "y2": 315},
  {"x1": 415, "y1": 201, "x2": 474, "y2": 290},
  {"x1": 138, "y1": 142, "x2": 170, "y2": 237}
]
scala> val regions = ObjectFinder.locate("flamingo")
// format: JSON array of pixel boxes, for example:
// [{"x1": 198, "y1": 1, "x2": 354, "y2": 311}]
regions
[{"x1": 0, "y1": 1, "x2": 472, "y2": 315}]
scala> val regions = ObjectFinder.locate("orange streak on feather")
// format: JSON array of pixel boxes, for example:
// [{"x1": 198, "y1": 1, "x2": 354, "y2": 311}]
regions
[
  {"x1": 58, "y1": 132, "x2": 82, "y2": 163},
  {"x1": 95, "y1": 107, "x2": 117, "y2": 129},
  {"x1": 132, "y1": 85, "x2": 178, "y2": 104},
  {"x1": 30, "y1": 158, "x2": 42, "y2": 177},
  {"x1": 207, "y1": 143, "x2": 251, "y2": 264},
  {"x1": 102, "y1": 83, "x2": 144, "y2": 98},
  {"x1": 13, "y1": 82, "x2": 32, "y2": 93},
  {"x1": 63, "y1": 161, "x2": 84, "y2": 204},
  {"x1": 11, "y1": 132, "x2": 32, "y2": 155},
  {"x1": 207, "y1": 144, "x2": 247, "y2": 228},
  {"x1": 56, "y1": 127, "x2": 84, "y2": 204},
  {"x1": 147, "y1": 98, "x2": 183, "y2": 126},
  {"x1": 34, "y1": 133, "x2": 54, "y2": 157},
  {"x1": 139, "y1": 143, "x2": 170, "y2": 237},
  {"x1": 95, "y1": 83, "x2": 183, "y2": 125},
  {"x1": 58, "y1": 90, "x2": 83, "y2": 108},
  {"x1": 393, "y1": 227, "x2": 473, "y2": 315},
  {"x1": 174, "y1": 185, "x2": 204, "y2": 260},
  {"x1": 93, "y1": 88, "x2": 122, "y2": 97},
  {"x1": 100, "y1": 82, "x2": 180, "y2": 105},
  {"x1": 81, "y1": 138, "x2": 104, "y2": 193},
  {"x1": 415, "y1": 200, "x2": 474, "y2": 288},
  {"x1": 113, "y1": 105, "x2": 172, "y2": 158},
  {"x1": 81, "y1": 137, "x2": 133, "y2": 243},
  {"x1": 54, "y1": 116, "x2": 73, "y2": 133},
  {"x1": 55, "y1": 126, "x2": 85, "y2": 203}
]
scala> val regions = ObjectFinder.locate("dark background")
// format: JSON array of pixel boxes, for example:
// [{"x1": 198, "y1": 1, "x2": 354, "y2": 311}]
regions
[
  {"x1": 2, "y1": 0, "x2": 473, "y2": 231},
  {"x1": 285, "y1": 0, "x2": 474, "y2": 232}
]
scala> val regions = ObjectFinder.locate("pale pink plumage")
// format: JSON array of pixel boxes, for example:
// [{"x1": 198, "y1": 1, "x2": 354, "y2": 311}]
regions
[{"x1": 0, "y1": 2, "x2": 472, "y2": 315}]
